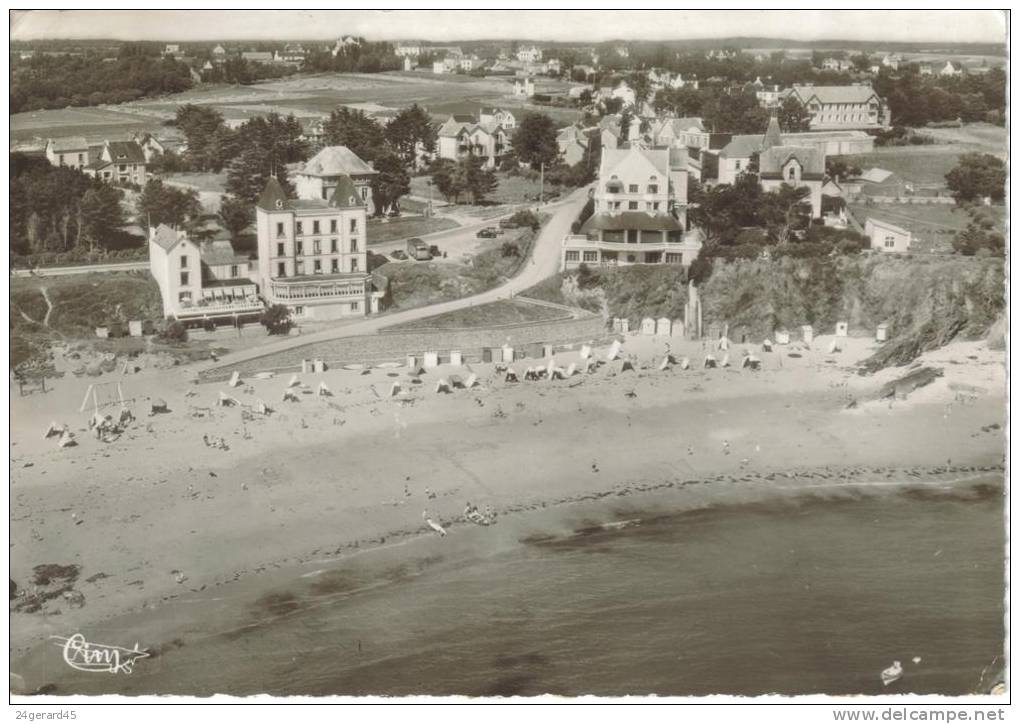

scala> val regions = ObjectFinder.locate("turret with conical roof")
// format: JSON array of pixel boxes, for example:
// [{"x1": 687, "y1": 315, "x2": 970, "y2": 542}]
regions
[
  {"x1": 328, "y1": 175, "x2": 364, "y2": 209},
  {"x1": 257, "y1": 176, "x2": 291, "y2": 211},
  {"x1": 762, "y1": 115, "x2": 782, "y2": 151}
]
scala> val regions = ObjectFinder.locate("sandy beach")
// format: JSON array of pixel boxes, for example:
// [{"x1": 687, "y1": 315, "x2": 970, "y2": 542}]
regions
[{"x1": 9, "y1": 330, "x2": 1006, "y2": 673}]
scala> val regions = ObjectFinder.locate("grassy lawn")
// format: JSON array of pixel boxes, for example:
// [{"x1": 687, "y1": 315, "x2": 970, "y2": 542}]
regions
[
  {"x1": 383, "y1": 299, "x2": 568, "y2": 332},
  {"x1": 849, "y1": 202, "x2": 1005, "y2": 254},
  {"x1": 163, "y1": 172, "x2": 228, "y2": 193},
  {"x1": 410, "y1": 172, "x2": 549, "y2": 206},
  {"x1": 841, "y1": 147, "x2": 965, "y2": 188},
  {"x1": 367, "y1": 215, "x2": 459, "y2": 244}
]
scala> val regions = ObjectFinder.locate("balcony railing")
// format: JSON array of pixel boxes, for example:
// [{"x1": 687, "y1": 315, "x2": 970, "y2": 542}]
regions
[{"x1": 270, "y1": 279, "x2": 367, "y2": 301}]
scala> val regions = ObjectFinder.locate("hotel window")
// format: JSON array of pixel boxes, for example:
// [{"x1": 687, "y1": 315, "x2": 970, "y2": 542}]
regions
[
  {"x1": 277, "y1": 262, "x2": 286, "y2": 277},
  {"x1": 351, "y1": 301, "x2": 359, "y2": 312},
  {"x1": 350, "y1": 218, "x2": 358, "y2": 233},
  {"x1": 77, "y1": 153, "x2": 83, "y2": 163},
  {"x1": 628, "y1": 184, "x2": 638, "y2": 193},
  {"x1": 628, "y1": 201, "x2": 638, "y2": 210},
  {"x1": 350, "y1": 239, "x2": 358, "y2": 253},
  {"x1": 331, "y1": 258, "x2": 339, "y2": 273},
  {"x1": 180, "y1": 255, "x2": 188, "y2": 269},
  {"x1": 884, "y1": 236, "x2": 895, "y2": 248},
  {"x1": 313, "y1": 240, "x2": 321, "y2": 254},
  {"x1": 565, "y1": 250, "x2": 580, "y2": 262},
  {"x1": 330, "y1": 239, "x2": 338, "y2": 253},
  {"x1": 277, "y1": 243, "x2": 285, "y2": 256},
  {"x1": 582, "y1": 251, "x2": 598, "y2": 262},
  {"x1": 360, "y1": 187, "x2": 368, "y2": 200},
  {"x1": 295, "y1": 306, "x2": 304, "y2": 316},
  {"x1": 314, "y1": 259, "x2": 322, "y2": 274},
  {"x1": 296, "y1": 222, "x2": 303, "y2": 235},
  {"x1": 665, "y1": 253, "x2": 683, "y2": 264},
  {"x1": 787, "y1": 167, "x2": 796, "y2": 181},
  {"x1": 230, "y1": 265, "x2": 239, "y2": 278},
  {"x1": 330, "y1": 219, "x2": 337, "y2": 233},
  {"x1": 313, "y1": 220, "x2": 320, "y2": 235},
  {"x1": 178, "y1": 291, "x2": 192, "y2": 302},
  {"x1": 180, "y1": 271, "x2": 189, "y2": 286},
  {"x1": 351, "y1": 258, "x2": 359, "y2": 272},
  {"x1": 276, "y1": 222, "x2": 285, "y2": 238},
  {"x1": 59, "y1": 154, "x2": 65, "y2": 165},
  {"x1": 296, "y1": 241, "x2": 304, "y2": 255},
  {"x1": 296, "y1": 261, "x2": 305, "y2": 276},
  {"x1": 647, "y1": 184, "x2": 658, "y2": 194},
  {"x1": 735, "y1": 160, "x2": 742, "y2": 171}
]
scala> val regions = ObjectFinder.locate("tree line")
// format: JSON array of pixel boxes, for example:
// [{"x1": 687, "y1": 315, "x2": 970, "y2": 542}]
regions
[{"x1": 11, "y1": 46, "x2": 193, "y2": 113}]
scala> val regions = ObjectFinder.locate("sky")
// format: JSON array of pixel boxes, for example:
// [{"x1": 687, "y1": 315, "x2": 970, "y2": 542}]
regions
[{"x1": 9, "y1": 9, "x2": 1008, "y2": 44}]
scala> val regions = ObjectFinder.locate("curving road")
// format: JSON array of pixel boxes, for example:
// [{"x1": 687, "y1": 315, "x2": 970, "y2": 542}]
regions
[{"x1": 200, "y1": 185, "x2": 591, "y2": 373}]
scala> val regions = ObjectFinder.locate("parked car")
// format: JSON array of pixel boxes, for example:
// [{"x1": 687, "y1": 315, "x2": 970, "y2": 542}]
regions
[
  {"x1": 406, "y1": 238, "x2": 431, "y2": 260},
  {"x1": 476, "y1": 227, "x2": 499, "y2": 238},
  {"x1": 498, "y1": 218, "x2": 518, "y2": 229},
  {"x1": 391, "y1": 250, "x2": 408, "y2": 260},
  {"x1": 428, "y1": 245, "x2": 441, "y2": 257}
]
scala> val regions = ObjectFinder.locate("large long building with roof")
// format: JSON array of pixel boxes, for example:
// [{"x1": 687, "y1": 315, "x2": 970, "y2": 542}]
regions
[
  {"x1": 148, "y1": 145, "x2": 383, "y2": 323},
  {"x1": 785, "y1": 83, "x2": 891, "y2": 131},
  {"x1": 560, "y1": 145, "x2": 702, "y2": 271}
]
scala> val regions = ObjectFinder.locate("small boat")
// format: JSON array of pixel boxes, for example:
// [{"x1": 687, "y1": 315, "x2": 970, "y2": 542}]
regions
[{"x1": 881, "y1": 660, "x2": 903, "y2": 686}]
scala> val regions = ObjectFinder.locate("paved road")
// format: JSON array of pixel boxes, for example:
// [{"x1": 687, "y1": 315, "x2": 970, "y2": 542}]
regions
[
  {"x1": 11, "y1": 261, "x2": 149, "y2": 278},
  {"x1": 200, "y1": 186, "x2": 590, "y2": 373}
]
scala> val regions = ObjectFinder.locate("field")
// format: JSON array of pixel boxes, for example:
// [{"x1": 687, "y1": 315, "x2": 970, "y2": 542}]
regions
[
  {"x1": 367, "y1": 215, "x2": 459, "y2": 244},
  {"x1": 410, "y1": 172, "x2": 547, "y2": 206},
  {"x1": 383, "y1": 298, "x2": 569, "y2": 332},
  {"x1": 850, "y1": 202, "x2": 1005, "y2": 254},
  {"x1": 842, "y1": 147, "x2": 965, "y2": 188},
  {"x1": 11, "y1": 71, "x2": 582, "y2": 146}
]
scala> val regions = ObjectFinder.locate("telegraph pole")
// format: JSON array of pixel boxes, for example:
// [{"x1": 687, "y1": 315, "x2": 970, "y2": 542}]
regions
[{"x1": 539, "y1": 161, "x2": 544, "y2": 206}]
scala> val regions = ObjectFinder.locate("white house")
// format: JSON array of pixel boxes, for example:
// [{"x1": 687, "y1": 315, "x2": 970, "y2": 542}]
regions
[
  {"x1": 939, "y1": 60, "x2": 965, "y2": 77},
  {"x1": 513, "y1": 76, "x2": 535, "y2": 98},
  {"x1": 437, "y1": 112, "x2": 513, "y2": 168},
  {"x1": 865, "y1": 218, "x2": 912, "y2": 253},
  {"x1": 45, "y1": 137, "x2": 90, "y2": 169},
  {"x1": 561, "y1": 146, "x2": 700, "y2": 271},
  {"x1": 516, "y1": 45, "x2": 542, "y2": 63},
  {"x1": 432, "y1": 60, "x2": 447, "y2": 74}
]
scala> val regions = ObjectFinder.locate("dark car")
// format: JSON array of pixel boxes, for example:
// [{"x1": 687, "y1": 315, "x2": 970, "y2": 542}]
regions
[
  {"x1": 391, "y1": 249, "x2": 408, "y2": 260},
  {"x1": 476, "y1": 227, "x2": 499, "y2": 238},
  {"x1": 428, "y1": 245, "x2": 441, "y2": 257}
]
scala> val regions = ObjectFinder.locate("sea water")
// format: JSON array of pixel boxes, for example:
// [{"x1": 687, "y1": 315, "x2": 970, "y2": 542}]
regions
[{"x1": 21, "y1": 480, "x2": 1005, "y2": 697}]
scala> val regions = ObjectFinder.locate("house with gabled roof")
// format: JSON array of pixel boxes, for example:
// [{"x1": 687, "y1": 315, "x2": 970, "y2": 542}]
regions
[
  {"x1": 148, "y1": 225, "x2": 261, "y2": 321},
  {"x1": 81, "y1": 140, "x2": 148, "y2": 185},
  {"x1": 786, "y1": 83, "x2": 890, "y2": 130},
  {"x1": 294, "y1": 145, "x2": 378, "y2": 209},
  {"x1": 437, "y1": 112, "x2": 513, "y2": 168},
  {"x1": 939, "y1": 60, "x2": 965, "y2": 77},
  {"x1": 561, "y1": 145, "x2": 701, "y2": 271},
  {"x1": 45, "y1": 137, "x2": 90, "y2": 169}
]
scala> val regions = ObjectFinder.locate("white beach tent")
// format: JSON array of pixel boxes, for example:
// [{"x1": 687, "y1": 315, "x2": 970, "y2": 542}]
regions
[
  {"x1": 704, "y1": 355, "x2": 717, "y2": 369},
  {"x1": 828, "y1": 339, "x2": 842, "y2": 354},
  {"x1": 565, "y1": 363, "x2": 577, "y2": 378},
  {"x1": 318, "y1": 382, "x2": 333, "y2": 397},
  {"x1": 218, "y1": 391, "x2": 240, "y2": 407},
  {"x1": 254, "y1": 399, "x2": 272, "y2": 415},
  {"x1": 680, "y1": 357, "x2": 690, "y2": 370},
  {"x1": 721, "y1": 354, "x2": 730, "y2": 367},
  {"x1": 390, "y1": 381, "x2": 402, "y2": 397},
  {"x1": 762, "y1": 339, "x2": 773, "y2": 352},
  {"x1": 228, "y1": 371, "x2": 241, "y2": 387},
  {"x1": 282, "y1": 389, "x2": 300, "y2": 402},
  {"x1": 464, "y1": 373, "x2": 479, "y2": 389},
  {"x1": 606, "y1": 340, "x2": 622, "y2": 361},
  {"x1": 287, "y1": 375, "x2": 301, "y2": 388},
  {"x1": 580, "y1": 344, "x2": 592, "y2": 360}
]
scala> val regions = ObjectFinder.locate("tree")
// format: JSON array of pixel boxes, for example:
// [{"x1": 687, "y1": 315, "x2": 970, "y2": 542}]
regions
[
  {"x1": 136, "y1": 179, "x2": 200, "y2": 228},
  {"x1": 322, "y1": 107, "x2": 386, "y2": 163},
  {"x1": 602, "y1": 96, "x2": 624, "y2": 116},
  {"x1": 176, "y1": 104, "x2": 228, "y2": 171},
  {"x1": 385, "y1": 104, "x2": 437, "y2": 168},
  {"x1": 464, "y1": 156, "x2": 498, "y2": 204},
  {"x1": 758, "y1": 184, "x2": 811, "y2": 245},
  {"x1": 226, "y1": 147, "x2": 294, "y2": 205},
  {"x1": 78, "y1": 185, "x2": 125, "y2": 252},
  {"x1": 219, "y1": 196, "x2": 252, "y2": 239},
  {"x1": 826, "y1": 158, "x2": 862, "y2": 181},
  {"x1": 953, "y1": 221, "x2": 1004, "y2": 256},
  {"x1": 945, "y1": 153, "x2": 1005, "y2": 203},
  {"x1": 778, "y1": 96, "x2": 812, "y2": 133},
  {"x1": 260, "y1": 304, "x2": 293, "y2": 335},
  {"x1": 512, "y1": 113, "x2": 560, "y2": 171},
  {"x1": 369, "y1": 152, "x2": 410, "y2": 216}
]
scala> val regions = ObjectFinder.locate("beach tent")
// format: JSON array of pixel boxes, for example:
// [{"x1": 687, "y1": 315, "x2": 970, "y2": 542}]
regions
[
  {"x1": 775, "y1": 330, "x2": 790, "y2": 345},
  {"x1": 743, "y1": 355, "x2": 761, "y2": 370},
  {"x1": 435, "y1": 378, "x2": 451, "y2": 394},
  {"x1": 218, "y1": 391, "x2": 240, "y2": 407},
  {"x1": 254, "y1": 399, "x2": 272, "y2": 415},
  {"x1": 585, "y1": 358, "x2": 598, "y2": 374},
  {"x1": 287, "y1": 375, "x2": 301, "y2": 388},
  {"x1": 546, "y1": 358, "x2": 556, "y2": 379},
  {"x1": 318, "y1": 382, "x2": 333, "y2": 397},
  {"x1": 721, "y1": 354, "x2": 730, "y2": 368},
  {"x1": 390, "y1": 381, "x2": 402, "y2": 397},
  {"x1": 580, "y1": 344, "x2": 592, "y2": 360},
  {"x1": 228, "y1": 371, "x2": 241, "y2": 387},
  {"x1": 658, "y1": 355, "x2": 674, "y2": 371},
  {"x1": 762, "y1": 339, "x2": 773, "y2": 353},
  {"x1": 550, "y1": 366, "x2": 566, "y2": 380},
  {"x1": 44, "y1": 422, "x2": 65, "y2": 439},
  {"x1": 449, "y1": 375, "x2": 465, "y2": 389},
  {"x1": 680, "y1": 357, "x2": 690, "y2": 370},
  {"x1": 565, "y1": 363, "x2": 577, "y2": 378},
  {"x1": 150, "y1": 398, "x2": 168, "y2": 414},
  {"x1": 876, "y1": 324, "x2": 889, "y2": 342},
  {"x1": 606, "y1": 340, "x2": 622, "y2": 361},
  {"x1": 704, "y1": 355, "x2": 717, "y2": 369},
  {"x1": 464, "y1": 373, "x2": 479, "y2": 389},
  {"x1": 504, "y1": 369, "x2": 519, "y2": 383},
  {"x1": 282, "y1": 389, "x2": 300, "y2": 402},
  {"x1": 835, "y1": 321, "x2": 848, "y2": 338},
  {"x1": 314, "y1": 359, "x2": 326, "y2": 373},
  {"x1": 407, "y1": 366, "x2": 426, "y2": 377},
  {"x1": 58, "y1": 430, "x2": 77, "y2": 448},
  {"x1": 620, "y1": 360, "x2": 634, "y2": 373},
  {"x1": 828, "y1": 339, "x2": 841, "y2": 354}
]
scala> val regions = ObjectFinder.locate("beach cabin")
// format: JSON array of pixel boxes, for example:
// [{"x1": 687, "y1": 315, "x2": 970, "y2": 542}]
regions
[
  {"x1": 641, "y1": 318, "x2": 656, "y2": 335},
  {"x1": 656, "y1": 318, "x2": 672, "y2": 336},
  {"x1": 801, "y1": 325, "x2": 814, "y2": 344},
  {"x1": 835, "y1": 321, "x2": 848, "y2": 337},
  {"x1": 865, "y1": 218, "x2": 912, "y2": 254},
  {"x1": 876, "y1": 324, "x2": 889, "y2": 342}
]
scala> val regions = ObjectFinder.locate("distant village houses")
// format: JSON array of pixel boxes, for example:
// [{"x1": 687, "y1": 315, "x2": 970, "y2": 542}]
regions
[
  {"x1": 437, "y1": 109, "x2": 515, "y2": 168},
  {"x1": 45, "y1": 137, "x2": 148, "y2": 185}
]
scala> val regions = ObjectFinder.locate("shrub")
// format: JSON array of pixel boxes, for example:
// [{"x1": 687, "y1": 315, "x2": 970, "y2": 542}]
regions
[
  {"x1": 507, "y1": 209, "x2": 541, "y2": 231},
  {"x1": 260, "y1": 304, "x2": 293, "y2": 335},
  {"x1": 158, "y1": 319, "x2": 188, "y2": 343}
]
